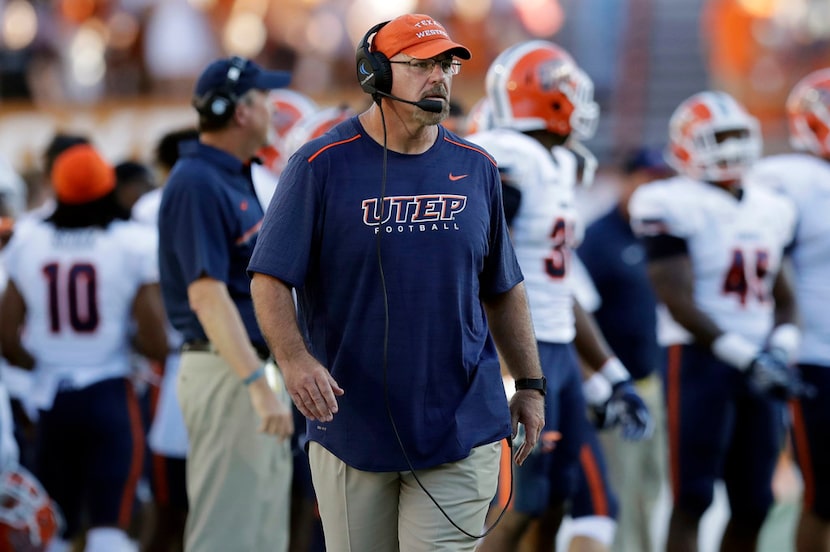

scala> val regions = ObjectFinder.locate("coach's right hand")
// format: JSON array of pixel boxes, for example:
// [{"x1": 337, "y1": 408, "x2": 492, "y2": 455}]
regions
[{"x1": 282, "y1": 354, "x2": 344, "y2": 423}]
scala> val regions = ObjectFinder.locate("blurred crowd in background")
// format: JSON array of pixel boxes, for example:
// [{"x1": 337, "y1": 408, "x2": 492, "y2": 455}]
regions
[{"x1": 3, "y1": 0, "x2": 830, "y2": 196}]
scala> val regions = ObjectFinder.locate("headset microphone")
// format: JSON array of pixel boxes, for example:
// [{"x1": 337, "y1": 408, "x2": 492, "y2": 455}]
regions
[{"x1": 373, "y1": 90, "x2": 444, "y2": 113}]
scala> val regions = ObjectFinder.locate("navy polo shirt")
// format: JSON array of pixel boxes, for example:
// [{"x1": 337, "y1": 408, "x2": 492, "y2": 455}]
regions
[
  {"x1": 249, "y1": 118, "x2": 522, "y2": 471},
  {"x1": 577, "y1": 206, "x2": 661, "y2": 380},
  {"x1": 158, "y1": 142, "x2": 266, "y2": 347}
]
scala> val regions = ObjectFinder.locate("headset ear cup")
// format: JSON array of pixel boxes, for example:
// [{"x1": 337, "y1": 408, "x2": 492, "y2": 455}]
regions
[
  {"x1": 355, "y1": 47, "x2": 378, "y2": 95},
  {"x1": 355, "y1": 20, "x2": 391, "y2": 97},
  {"x1": 195, "y1": 91, "x2": 235, "y2": 126},
  {"x1": 372, "y1": 51, "x2": 392, "y2": 94},
  {"x1": 210, "y1": 96, "x2": 231, "y2": 118}
]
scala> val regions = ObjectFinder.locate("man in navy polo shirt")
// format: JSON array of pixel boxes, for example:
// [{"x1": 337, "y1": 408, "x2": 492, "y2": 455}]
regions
[
  {"x1": 249, "y1": 13, "x2": 545, "y2": 552},
  {"x1": 157, "y1": 57, "x2": 294, "y2": 552}
]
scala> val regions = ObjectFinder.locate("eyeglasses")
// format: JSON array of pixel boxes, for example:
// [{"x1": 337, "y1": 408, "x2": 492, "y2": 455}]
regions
[{"x1": 389, "y1": 58, "x2": 462, "y2": 76}]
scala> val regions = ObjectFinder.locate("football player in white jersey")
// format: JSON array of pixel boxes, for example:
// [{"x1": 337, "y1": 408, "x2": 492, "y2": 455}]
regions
[
  {"x1": 471, "y1": 40, "x2": 652, "y2": 552},
  {"x1": 629, "y1": 91, "x2": 807, "y2": 552},
  {"x1": 0, "y1": 144, "x2": 168, "y2": 552},
  {"x1": 749, "y1": 69, "x2": 830, "y2": 552}
]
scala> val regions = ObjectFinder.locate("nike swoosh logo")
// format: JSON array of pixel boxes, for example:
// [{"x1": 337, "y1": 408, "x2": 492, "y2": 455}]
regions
[{"x1": 449, "y1": 173, "x2": 468, "y2": 181}]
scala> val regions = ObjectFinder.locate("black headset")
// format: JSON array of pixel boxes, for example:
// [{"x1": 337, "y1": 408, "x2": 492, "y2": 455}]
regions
[
  {"x1": 355, "y1": 21, "x2": 393, "y2": 98},
  {"x1": 193, "y1": 56, "x2": 248, "y2": 126}
]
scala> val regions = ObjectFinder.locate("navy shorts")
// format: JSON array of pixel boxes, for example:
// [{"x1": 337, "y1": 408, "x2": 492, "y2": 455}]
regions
[
  {"x1": 790, "y1": 364, "x2": 830, "y2": 521},
  {"x1": 35, "y1": 377, "x2": 145, "y2": 539},
  {"x1": 664, "y1": 344, "x2": 786, "y2": 521}
]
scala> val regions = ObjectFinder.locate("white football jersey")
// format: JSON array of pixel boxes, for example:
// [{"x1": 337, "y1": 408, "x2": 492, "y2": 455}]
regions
[
  {"x1": 131, "y1": 187, "x2": 162, "y2": 227},
  {"x1": 2, "y1": 218, "x2": 158, "y2": 407},
  {"x1": 629, "y1": 175, "x2": 797, "y2": 346},
  {"x1": 469, "y1": 128, "x2": 582, "y2": 343},
  {"x1": 750, "y1": 153, "x2": 830, "y2": 365}
]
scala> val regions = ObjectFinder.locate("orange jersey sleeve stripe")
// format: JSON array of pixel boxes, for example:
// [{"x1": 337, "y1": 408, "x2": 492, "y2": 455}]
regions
[
  {"x1": 442, "y1": 137, "x2": 498, "y2": 167},
  {"x1": 308, "y1": 134, "x2": 362, "y2": 163},
  {"x1": 236, "y1": 220, "x2": 263, "y2": 246}
]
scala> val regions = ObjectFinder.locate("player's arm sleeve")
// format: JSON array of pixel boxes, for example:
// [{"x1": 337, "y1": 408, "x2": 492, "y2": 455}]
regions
[
  {"x1": 641, "y1": 234, "x2": 689, "y2": 260},
  {"x1": 628, "y1": 184, "x2": 691, "y2": 261}
]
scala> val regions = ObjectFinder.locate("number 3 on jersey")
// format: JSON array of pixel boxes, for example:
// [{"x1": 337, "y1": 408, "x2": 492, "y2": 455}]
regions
[
  {"x1": 722, "y1": 248, "x2": 769, "y2": 305},
  {"x1": 42, "y1": 262, "x2": 99, "y2": 333},
  {"x1": 544, "y1": 218, "x2": 574, "y2": 279}
]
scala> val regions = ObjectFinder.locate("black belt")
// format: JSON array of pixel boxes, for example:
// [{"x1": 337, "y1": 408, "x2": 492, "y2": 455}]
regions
[{"x1": 182, "y1": 340, "x2": 271, "y2": 361}]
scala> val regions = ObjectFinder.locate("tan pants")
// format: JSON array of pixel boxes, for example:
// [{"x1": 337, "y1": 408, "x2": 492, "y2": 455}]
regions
[
  {"x1": 599, "y1": 373, "x2": 667, "y2": 552},
  {"x1": 309, "y1": 440, "x2": 501, "y2": 552},
  {"x1": 177, "y1": 351, "x2": 292, "y2": 552}
]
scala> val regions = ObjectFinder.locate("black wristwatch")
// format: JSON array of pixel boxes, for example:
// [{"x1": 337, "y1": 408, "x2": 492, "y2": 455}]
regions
[{"x1": 515, "y1": 376, "x2": 547, "y2": 396}]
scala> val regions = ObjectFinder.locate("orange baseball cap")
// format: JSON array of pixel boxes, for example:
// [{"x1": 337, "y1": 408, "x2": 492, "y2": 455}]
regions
[
  {"x1": 373, "y1": 14, "x2": 471, "y2": 61},
  {"x1": 51, "y1": 144, "x2": 116, "y2": 205}
]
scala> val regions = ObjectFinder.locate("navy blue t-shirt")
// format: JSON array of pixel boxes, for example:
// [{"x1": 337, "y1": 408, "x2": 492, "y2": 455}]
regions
[
  {"x1": 577, "y1": 206, "x2": 661, "y2": 380},
  {"x1": 248, "y1": 117, "x2": 523, "y2": 471},
  {"x1": 158, "y1": 142, "x2": 266, "y2": 347}
]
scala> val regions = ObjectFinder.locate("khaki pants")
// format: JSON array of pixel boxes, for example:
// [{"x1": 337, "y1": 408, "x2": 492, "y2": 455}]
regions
[
  {"x1": 309, "y1": 440, "x2": 501, "y2": 552},
  {"x1": 177, "y1": 352, "x2": 292, "y2": 552},
  {"x1": 599, "y1": 373, "x2": 667, "y2": 552}
]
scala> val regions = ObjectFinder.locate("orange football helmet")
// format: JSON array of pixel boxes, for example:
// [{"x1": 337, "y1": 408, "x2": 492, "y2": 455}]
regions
[
  {"x1": 258, "y1": 89, "x2": 319, "y2": 174},
  {"x1": 485, "y1": 40, "x2": 598, "y2": 140},
  {"x1": 282, "y1": 105, "x2": 357, "y2": 158},
  {"x1": 787, "y1": 68, "x2": 830, "y2": 158},
  {"x1": 0, "y1": 466, "x2": 63, "y2": 552},
  {"x1": 665, "y1": 91, "x2": 761, "y2": 182},
  {"x1": 267, "y1": 89, "x2": 319, "y2": 140}
]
